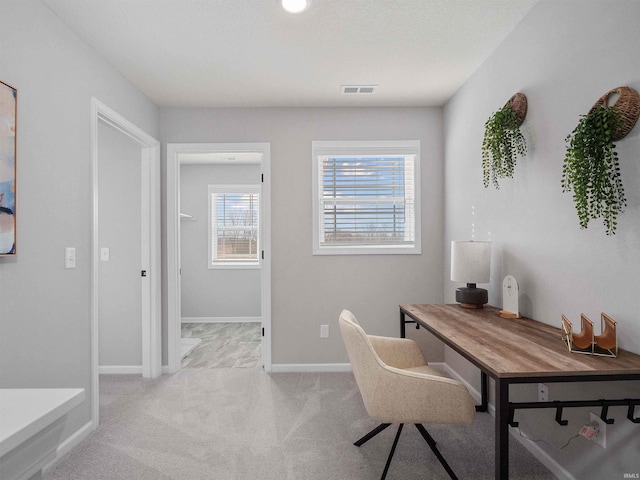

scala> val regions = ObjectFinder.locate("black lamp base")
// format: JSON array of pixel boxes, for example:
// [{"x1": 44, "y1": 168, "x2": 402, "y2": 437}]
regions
[{"x1": 456, "y1": 283, "x2": 488, "y2": 309}]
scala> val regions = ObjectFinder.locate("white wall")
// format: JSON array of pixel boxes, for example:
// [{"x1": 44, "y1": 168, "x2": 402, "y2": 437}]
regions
[
  {"x1": 180, "y1": 163, "x2": 261, "y2": 319},
  {"x1": 98, "y1": 122, "x2": 142, "y2": 367},
  {"x1": 443, "y1": 1, "x2": 640, "y2": 478},
  {"x1": 0, "y1": 0, "x2": 158, "y2": 443},
  {"x1": 161, "y1": 107, "x2": 446, "y2": 365}
]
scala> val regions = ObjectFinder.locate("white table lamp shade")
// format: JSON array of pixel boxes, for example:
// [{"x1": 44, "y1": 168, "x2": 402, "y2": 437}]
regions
[{"x1": 451, "y1": 241, "x2": 491, "y2": 284}]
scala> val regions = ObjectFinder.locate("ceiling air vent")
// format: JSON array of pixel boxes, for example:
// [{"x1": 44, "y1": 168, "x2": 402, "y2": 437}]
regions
[{"x1": 341, "y1": 85, "x2": 377, "y2": 94}]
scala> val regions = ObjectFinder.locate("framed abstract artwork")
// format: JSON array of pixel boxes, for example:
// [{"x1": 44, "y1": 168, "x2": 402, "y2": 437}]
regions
[{"x1": 0, "y1": 80, "x2": 16, "y2": 256}]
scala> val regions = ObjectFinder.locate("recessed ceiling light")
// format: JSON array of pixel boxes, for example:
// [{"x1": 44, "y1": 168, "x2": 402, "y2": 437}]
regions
[{"x1": 280, "y1": 0, "x2": 311, "y2": 14}]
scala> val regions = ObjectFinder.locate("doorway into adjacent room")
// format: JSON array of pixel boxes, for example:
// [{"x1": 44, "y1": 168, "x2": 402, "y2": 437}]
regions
[
  {"x1": 91, "y1": 98, "x2": 161, "y2": 426},
  {"x1": 167, "y1": 143, "x2": 272, "y2": 373}
]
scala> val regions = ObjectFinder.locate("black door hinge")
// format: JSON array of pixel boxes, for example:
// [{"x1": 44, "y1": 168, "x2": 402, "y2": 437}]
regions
[
  {"x1": 261, "y1": 250, "x2": 264, "y2": 260},
  {"x1": 141, "y1": 270, "x2": 147, "y2": 277},
  {"x1": 262, "y1": 327, "x2": 265, "y2": 337},
  {"x1": 261, "y1": 173, "x2": 264, "y2": 183}
]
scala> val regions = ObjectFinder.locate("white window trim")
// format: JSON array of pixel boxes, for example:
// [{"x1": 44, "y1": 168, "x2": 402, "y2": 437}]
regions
[
  {"x1": 208, "y1": 184, "x2": 261, "y2": 269},
  {"x1": 311, "y1": 140, "x2": 421, "y2": 255}
]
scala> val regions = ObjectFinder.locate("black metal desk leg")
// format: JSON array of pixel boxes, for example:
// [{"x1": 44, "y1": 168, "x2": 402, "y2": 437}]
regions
[
  {"x1": 476, "y1": 371, "x2": 488, "y2": 412},
  {"x1": 495, "y1": 378, "x2": 509, "y2": 480},
  {"x1": 400, "y1": 311, "x2": 406, "y2": 338}
]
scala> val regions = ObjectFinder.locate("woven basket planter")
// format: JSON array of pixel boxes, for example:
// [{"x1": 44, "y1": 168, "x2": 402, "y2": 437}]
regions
[
  {"x1": 589, "y1": 86, "x2": 640, "y2": 141},
  {"x1": 481, "y1": 92, "x2": 528, "y2": 189},
  {"x1": 506, "y1": 92, "x2": 527, "y2": 126}
]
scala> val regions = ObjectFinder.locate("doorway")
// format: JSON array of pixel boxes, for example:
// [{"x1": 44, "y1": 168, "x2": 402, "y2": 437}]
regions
[
  {"x1": 167, "y1": 143, "x2": 271, "y2": 373},
  {"x1": 90, "y1": 98, "x2": 161, "y2": 426},
  {"x1": 97, "y1": 121, "x2": 143, "y2": 373}
]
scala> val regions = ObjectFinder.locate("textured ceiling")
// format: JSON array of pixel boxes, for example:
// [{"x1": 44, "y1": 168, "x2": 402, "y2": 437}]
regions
[{"x1": 42, "y1": 0, "x2": 538, "y2": 107}]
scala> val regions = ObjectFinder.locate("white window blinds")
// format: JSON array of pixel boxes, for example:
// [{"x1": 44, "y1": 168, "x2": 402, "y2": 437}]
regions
[
  {"x1": 209, "y1": 185, "x2": 260, "y2": 266},
  {"x1": 312, "y1": 141, "x2": 421, "y2": 255},
  {"x1": 320, "y1": 155, "x2": 415, "y2": 245}
]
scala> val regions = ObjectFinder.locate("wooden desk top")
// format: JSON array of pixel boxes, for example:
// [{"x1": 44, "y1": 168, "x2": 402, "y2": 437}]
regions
[{"x1": 400, "y1": 304, "x2": 640, "y2": 380}]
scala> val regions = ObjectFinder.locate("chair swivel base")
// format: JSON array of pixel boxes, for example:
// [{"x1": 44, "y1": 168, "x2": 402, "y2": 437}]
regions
[{"x1": 354, "y1": 422, "x2": 459, "y2": 480}]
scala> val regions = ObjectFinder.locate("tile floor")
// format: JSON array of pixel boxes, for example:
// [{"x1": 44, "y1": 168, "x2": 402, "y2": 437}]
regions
[{"x1": 181, "y1": 322, "x2": 262, "y2": 368}]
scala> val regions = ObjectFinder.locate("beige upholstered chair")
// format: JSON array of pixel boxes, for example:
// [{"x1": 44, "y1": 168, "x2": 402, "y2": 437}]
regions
[{"x1": 339, "y1": 309, "x2": 475, "y2": 480}]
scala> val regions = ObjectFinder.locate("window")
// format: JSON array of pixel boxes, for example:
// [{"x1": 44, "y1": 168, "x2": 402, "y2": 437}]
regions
[
  {"x1": 312, "y1": 140, "x2": 421, "y2": 255},
  {"x1": 209, "y1": 185, "x2": 260, "y2": 268}
]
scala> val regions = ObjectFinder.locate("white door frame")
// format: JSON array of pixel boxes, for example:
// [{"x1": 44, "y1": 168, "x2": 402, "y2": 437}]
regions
[
  {"x1": 90, "y1": 98, "x2": 162, "y2": 425},
  {"x1": 166, "y1": 142, "x2": 272, "y2": 373}
]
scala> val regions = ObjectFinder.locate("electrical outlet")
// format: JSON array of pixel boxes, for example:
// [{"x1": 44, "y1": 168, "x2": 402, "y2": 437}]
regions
[
  {"x1": 320, "y1": 324, "x2": 329, "y2": 338},
  {"x1": 538, "y1": 383, "x2": 548, "y2": 402},
  {"x1": 590, "y1": 412, "x2": 607, "y2": 448}
]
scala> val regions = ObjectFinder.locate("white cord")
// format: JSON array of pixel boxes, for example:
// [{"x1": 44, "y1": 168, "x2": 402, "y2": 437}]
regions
[
  {"x1": 559, "y1": 433, "x2": 581, "y2": 450},
  {"x1": 515, "y1": 425, "x2": 554, "y2": 448},
  {"x1": 514, "y1": 421, "x2": 583, "y2": 450}
]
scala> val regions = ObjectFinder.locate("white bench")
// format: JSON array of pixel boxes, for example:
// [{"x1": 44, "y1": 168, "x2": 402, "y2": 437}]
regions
[{"x1": 0, "y1": 388, "x2": 84, "y2": 480}]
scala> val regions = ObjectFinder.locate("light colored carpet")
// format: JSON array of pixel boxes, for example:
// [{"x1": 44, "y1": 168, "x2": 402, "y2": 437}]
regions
[{"x1": 44, "y1": 369, "x2": 555, "y2": 480}]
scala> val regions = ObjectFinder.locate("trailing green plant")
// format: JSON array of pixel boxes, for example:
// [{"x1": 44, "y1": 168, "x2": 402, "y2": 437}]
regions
[
  {"x1": 561, "y1": 105, "x2": 625, "y2": 235},
  {"x1": 482, "y1": 104, "x2": 527, "y2": 189}
]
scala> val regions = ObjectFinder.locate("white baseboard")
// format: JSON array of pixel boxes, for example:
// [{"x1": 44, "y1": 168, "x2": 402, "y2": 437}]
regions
[
  {"x1": 181, "y1": 316, "x2": 261, "y2": 323},
  {"x1": 510, "y1": 427, "x2": 575, "y2": 480},
  {"x1": 270, "y1": 363, "x2": 352, "y2": 373},
  {"x1": 159, "y1": 363, "x2": 348, "y2": 374},
  {"x1": 98, "y1": 365, "x2": 143, "y2": 375},
  {"x1": 43, "y1": 420, "x2": 94, "y2": 474}
]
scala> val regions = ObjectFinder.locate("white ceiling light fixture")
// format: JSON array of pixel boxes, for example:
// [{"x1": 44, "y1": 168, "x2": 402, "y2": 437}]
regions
[{"x1": 280, "y1": 0, "x2": 311, "y2": 14}]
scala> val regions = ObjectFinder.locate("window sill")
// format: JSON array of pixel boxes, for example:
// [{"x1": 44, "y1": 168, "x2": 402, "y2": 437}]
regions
[
  {"x1": 313, "y1": 245, "x2": 421, "y2": 256},
  {"x1": 209, "y1": 263, "x2": 261, "y2": 270}
]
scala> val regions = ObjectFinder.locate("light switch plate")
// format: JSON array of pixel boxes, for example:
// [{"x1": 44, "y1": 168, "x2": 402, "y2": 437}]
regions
[
  {"x1": 65, "y1": 247, "x2": 76, "y2": 269},
  {"x1": 101, "y1": 247, "x2": 110, "y2": 261}
]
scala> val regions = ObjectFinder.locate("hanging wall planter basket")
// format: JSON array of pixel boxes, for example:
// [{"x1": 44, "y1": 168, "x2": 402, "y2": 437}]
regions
[
  {"x1": 562, "y1": 86, "x2": 640, "y2": 235},
  {"x1": 508, "y1": 92, "x2": 528, "y2": 126},
  {"x1": 482, "y1": 93, "x2": 528, "y2": 189},
  {"x1": 589, "y1": 86, "x2": 640, "y2": 141}
]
